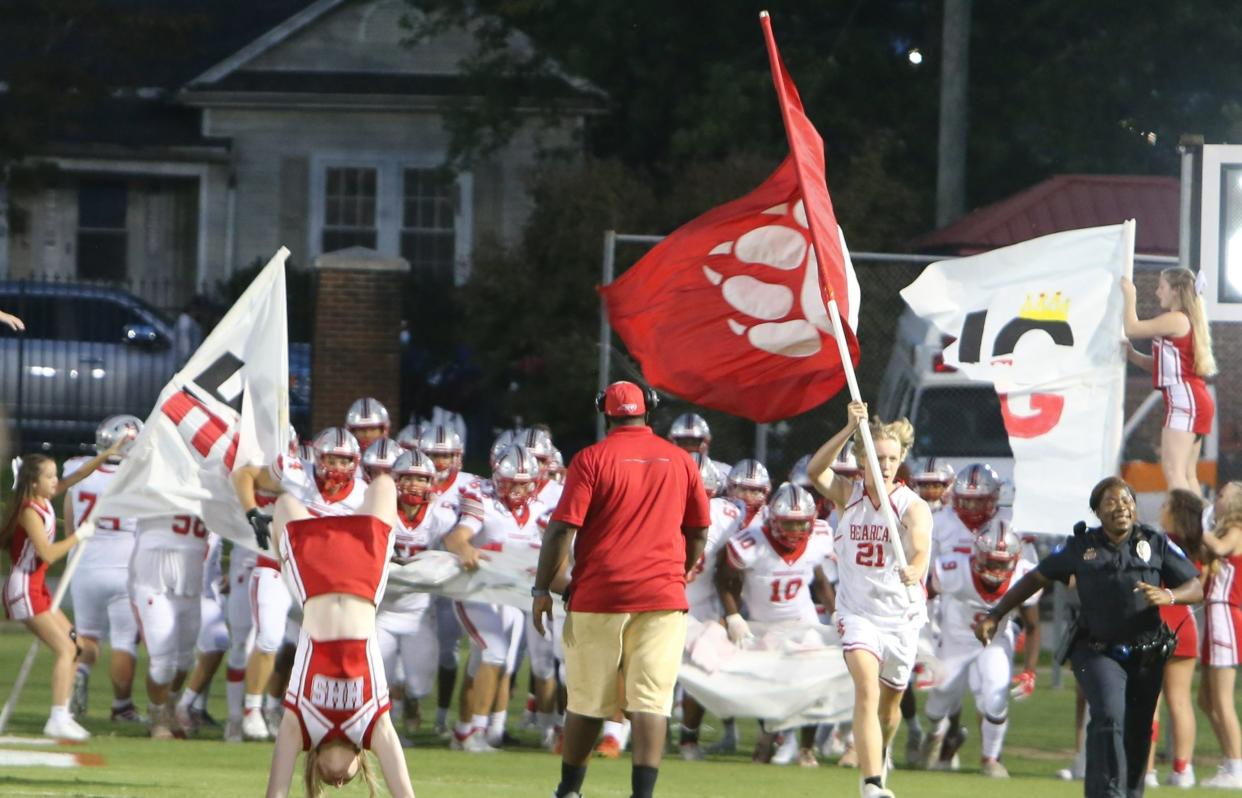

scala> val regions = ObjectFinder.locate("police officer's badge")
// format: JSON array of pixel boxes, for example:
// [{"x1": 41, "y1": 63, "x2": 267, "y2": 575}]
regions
[
  {"x1": 1083, "y1": 547, "x2": 1097, "y2": 560},
  {"x1": 1137, "y1": 540, "x2": 1151, "y2": 562}
]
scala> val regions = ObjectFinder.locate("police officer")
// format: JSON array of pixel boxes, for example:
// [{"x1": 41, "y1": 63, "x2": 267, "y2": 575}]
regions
[{"x1": 975, "y1": 476, "x2": 1202, "y2": 798}]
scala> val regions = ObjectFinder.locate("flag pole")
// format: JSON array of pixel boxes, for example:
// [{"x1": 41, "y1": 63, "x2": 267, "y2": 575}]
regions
[
  {"x1": 826, "y1": 301, "x2": 920, "y2": 602},
  {"x1": 761, "y1": 10, "x2": 919, "y2": 601}
]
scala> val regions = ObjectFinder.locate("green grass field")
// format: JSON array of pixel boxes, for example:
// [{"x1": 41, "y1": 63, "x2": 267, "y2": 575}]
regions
[{"x1": 0, "y1": 626, "x2": 1235, "y2": 797}]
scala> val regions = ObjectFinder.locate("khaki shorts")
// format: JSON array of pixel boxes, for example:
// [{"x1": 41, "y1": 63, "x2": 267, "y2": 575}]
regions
[{"x1": 563, "y1": 609, "x2": 687, "y2": 719}]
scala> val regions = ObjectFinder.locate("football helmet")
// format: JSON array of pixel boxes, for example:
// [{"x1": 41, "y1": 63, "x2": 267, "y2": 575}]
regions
[
  {"x1": 517, "y1": 427, "x2": 554, "y2": 460},
  {"x1": 952, "y1": 463, "x2": 1002, "y2": 530},
  {"x1": 96, "y1": 415, "x2": 143, "y2": 460},
  {"x1": 669, "y1": 413, "x2": 711, "y2": 453},
  {"x1": 312, "y1": 427, "x2": 361, "y2": 492},
  {"x1": 767, "y1": 482, "x2": 817, "y2": 550},
  {"x1": 690, "y1": 452, "x2": 722, "y2": 497},
  {"x1": 418, "y1": 423, "x2": 464, "y2": 481},
  {"x1": 971, "y1": 527, "x2": 1022, "y2": 587},
  {"x1": 727, "y1": 458, "x2": 771, "y2": 511},
  {"x1": 392, "y1": 450, "x2": 437, "y2": 505},
  {"x1": 345, "y1": 397, "x2": 390, "y2": 431},
  {"x1": 297, "y1": 441, "x2": 315, "y2": 463},
  {"x1": 286, "y1": 424, "x2": 299, "y2": 457},
  {"x1": 831, "y1": 441, "x2": 861, "y2": 480},
  {"x1": 788, "y1": 454, "x2": 814, "y2": 491},
  {"x1": 361, "y1": 438, "x2": 402, "y2": 480},
  {"x1": 488, "y1": 429, "x2": 517, "y2": 470},
  {"x1": 395, "y1": 423, "x2": 421, "y2": 451},
  {"x1": 910, "y1": 458, "x2": 956, "y2": 485},
  {"x1": 492, "y1": 444, "x2": 539, "y2": 509},
  {"x1": 548, "y1": 447, "x2": 565, "y2": 484}
]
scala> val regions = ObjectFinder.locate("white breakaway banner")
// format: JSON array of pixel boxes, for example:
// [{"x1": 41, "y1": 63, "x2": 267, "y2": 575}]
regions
[{"x1": 901, "y1": 224, "x2": 1131, "y2": 535}]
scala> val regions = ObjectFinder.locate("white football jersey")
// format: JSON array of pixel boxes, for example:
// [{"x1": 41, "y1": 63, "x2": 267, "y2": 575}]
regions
[
  {"x1": 686, "y1": 497, "x2": 744, "y2": 614},
  {"x1": 381, "y1": 500, "x2": 459, "y2": 614},
  {"x1": 725, "y1": 523, "x2": 833, "y2": 624},
  {"x1": 536, "y1": 478, "x2": 563, "y2": 512},
  {"x1": 62, "y1": 457, "x2": 135, "y2": 569},
  {"x1": 136, "y1": 513, "x2": 211, "y2": 552},
  {"x1": 833, "y1": 481, "x2": 928, "y2": 625},
  {"x1": 933, "y1": 552, "x2": 1038, "y2": 655},
  {"x1": 457, "y1": 482, "x2": 548, "y2": 553},
  {"x1": 269, "y1": 454, "x2": 367, "y2": 517},
  {"x1": 933, "y1": 512, "x2": 1037, "y2": 565},
  {"x1": 432, "y1": 470, "x2": 481, "y2": 513}
]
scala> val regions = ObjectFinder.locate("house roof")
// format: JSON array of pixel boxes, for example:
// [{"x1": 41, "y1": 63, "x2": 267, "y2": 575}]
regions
[{"x1": 913, "y1": 174, "x2": 1181, "y2": 257}]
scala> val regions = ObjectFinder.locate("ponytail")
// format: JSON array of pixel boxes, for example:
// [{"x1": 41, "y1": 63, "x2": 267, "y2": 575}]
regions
[{"x1": 1162, "y1": 267, "x2": 1217, "y2": 377}]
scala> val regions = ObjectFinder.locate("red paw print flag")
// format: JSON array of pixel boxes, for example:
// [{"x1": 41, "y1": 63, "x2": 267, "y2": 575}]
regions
[{"x1": 601, "y1": 15, "x2": 859, "y2": 423}]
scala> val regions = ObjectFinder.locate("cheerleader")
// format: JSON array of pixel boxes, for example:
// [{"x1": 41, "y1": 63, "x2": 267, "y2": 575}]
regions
[
  {"x1": 1122, "y1": 268, "x2": 1217, "y2": 493},
  {"x1": 264, "y1": 474, "x2": 414, "y2": 798}
]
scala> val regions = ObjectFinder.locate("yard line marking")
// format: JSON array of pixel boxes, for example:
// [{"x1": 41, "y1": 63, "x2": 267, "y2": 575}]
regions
[{"x1": 0, "y1": 748, "x2": 104, "y2": 767}]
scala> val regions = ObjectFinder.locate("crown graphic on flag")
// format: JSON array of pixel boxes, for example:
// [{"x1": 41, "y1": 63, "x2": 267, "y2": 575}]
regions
[{"x1": 1018, "y1": 291, "x2": 1071, "y2": 322}]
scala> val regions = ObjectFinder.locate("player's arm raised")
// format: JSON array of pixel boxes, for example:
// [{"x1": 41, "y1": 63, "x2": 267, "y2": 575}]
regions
[
  {"x1": 806, "y1": 401, "x2": 868, "y2": 508},
  {"x1": 57, "y1": 436, "x2": 128, "y2": 495}
]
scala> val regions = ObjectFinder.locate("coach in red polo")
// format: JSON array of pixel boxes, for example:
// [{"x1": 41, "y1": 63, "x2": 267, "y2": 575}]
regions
[{"x1": 533, "y1": 381, "x2": 709, "y2": 798}]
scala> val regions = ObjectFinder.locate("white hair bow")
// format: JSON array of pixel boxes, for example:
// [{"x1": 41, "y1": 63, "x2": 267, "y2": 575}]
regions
[
  {"x1": 1194, "y1": 270, "x2": 1208, "y2": 297},
  {"x1": 10, "y1": 456, "x2": 21, "y2": 490}
]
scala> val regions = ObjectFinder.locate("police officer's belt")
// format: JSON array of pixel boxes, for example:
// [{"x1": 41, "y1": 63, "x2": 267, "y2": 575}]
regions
[{"x1": 1085, "y1": 624, "x2": 1177, "y2": 668}]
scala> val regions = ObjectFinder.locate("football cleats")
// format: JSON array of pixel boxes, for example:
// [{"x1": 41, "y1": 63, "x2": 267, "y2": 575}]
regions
[
  {"x1": 971, "y1": 527, "x2": 1021, "y2": 587},
  {"x1": 669, "y1": 413, "x2": 711, "y2": 453},
  {"x1": 392, "y1": 450, "x2": 437, "y2": 505},
  {"x1": 492, "y1": 444, "x2": 539, "y2": 510},
  {"x1": 95, "y1": 415, "x2": 142, "y2": 460},
  {"x1": 767, "y1": 482, "x2": 817, "y2": 551},
  {"x1": 361, "y1": 438, "x2": 402, "y2": 480},
  {"x1": 690, "y1": 452, "x2": 722, "y2": 497},
  {"x1": 727, "y1": 459, "x2": 771, "y2": 511},
  {"x1": 952, "y1": 463, "x2": 1002, "y2": 530},
  {"x1": 312, "y1": 427, "x2": 361, "y2": 492}
]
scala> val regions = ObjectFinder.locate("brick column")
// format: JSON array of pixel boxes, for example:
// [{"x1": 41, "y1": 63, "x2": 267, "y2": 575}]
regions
[{"x1": 310, "y1": 247, "x2": 409, "y2": 434}]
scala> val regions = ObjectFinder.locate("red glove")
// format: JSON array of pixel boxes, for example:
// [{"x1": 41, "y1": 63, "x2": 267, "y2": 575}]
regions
[{"x1": 1010, "y1": 669, "x2": 1036, "y2": 701}]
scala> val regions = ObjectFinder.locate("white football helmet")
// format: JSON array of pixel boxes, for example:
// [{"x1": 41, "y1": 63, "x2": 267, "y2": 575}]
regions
[
  {"x1": 832, "y1": 441, "x2": 861, "y2": 479},
  {"x1": 488, "y1": 429, "x2": 517, "y2": 470},
  {"x1": 361, "y1": 438, "x2": 402, "y2": 480},
  {"x1": 971, "y1": 527, "x2": 1022, "y2": 587},
  {"x1": 96, "y1": 415, "x2": 143, "y2": 460},
  {"x1": 952, "y1": 463, "x2": 1002, "y2": 530},
  {"x1": 910, "y1": 457, "x2": 956, "y2": 485},
  {"x1": 312, "y1": 427, "x2": 361, "y2": 491},
  {"x1": 691, "y1": 451, "x2": 722, "y2": 497},
  {"x1": 396, "y1": 423, "x2": 421, "y2": 451},
  {"x1": 492, "y1": 444, "x2": 539, "y2": 508},
  {"x1": 669, "y1": 413, "x2": 711, "y2": 453},
  {"x1": 418, "y1": 423, "x2": 464, "y2": 481},
  {"x1": 727, "y1": 458, "x2": 771, "y2": 511},
  {"x1": 345, "y1": 397, "x2": 390, "y2": 433},
  {"x1": 392, "y1": 450, "x2": 437, "y2": 505},
  {"x1": 788, "y1": 454, "x2": 814, "y2": 491},
  {"x1": 767, "y1": 482, "x2": 817, "y2": 549}
]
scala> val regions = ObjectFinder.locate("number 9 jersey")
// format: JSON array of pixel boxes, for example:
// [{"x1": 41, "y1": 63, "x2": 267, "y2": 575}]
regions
[{"x1": 832, "y1": 480, "x2": 928, "y2": 625}]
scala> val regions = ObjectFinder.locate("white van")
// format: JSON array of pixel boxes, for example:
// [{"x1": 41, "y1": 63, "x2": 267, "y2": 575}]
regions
[{"x1": 877, "y1": 308, "x2": 1015, "y2": 487}]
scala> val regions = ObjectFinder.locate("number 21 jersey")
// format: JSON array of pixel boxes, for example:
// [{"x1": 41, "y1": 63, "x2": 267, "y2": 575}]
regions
[{"x1": 833, "y1": 481, "x2": 927, "y2": 624}]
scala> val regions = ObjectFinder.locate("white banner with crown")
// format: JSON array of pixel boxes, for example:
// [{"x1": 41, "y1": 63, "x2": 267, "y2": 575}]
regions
[{"x1": 900, "y1": 224, "x2": 1131, "y2": 535}]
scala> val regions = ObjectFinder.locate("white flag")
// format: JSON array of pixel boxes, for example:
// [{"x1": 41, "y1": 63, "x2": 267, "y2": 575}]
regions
[
  {"x1": 900, "y1": 224, "x2": 1131, "y2": 535},
  {"x1": 387, "y1": 548, "x2": 538, "y2": 610},
  {"x1": 86, "y1": 249, "x2": 290, "y2": 551}
]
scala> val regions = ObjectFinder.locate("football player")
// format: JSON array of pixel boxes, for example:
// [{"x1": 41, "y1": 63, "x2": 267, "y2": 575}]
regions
[
  {"x1": 918, "y1": 529, "x2": 1040, "y2": 778},
  {"x1": 63, "y1": 416, "x2": 144, "y2": 725},
  {"x1": 345, "y1": 397, "x2": 391, "y2": 453},
  {"x1": 727, "y1": 459, "x2": 772, "y2": 529},
  {"x1": 668, "y1": 413, "x2": 731, "y2": 486}
]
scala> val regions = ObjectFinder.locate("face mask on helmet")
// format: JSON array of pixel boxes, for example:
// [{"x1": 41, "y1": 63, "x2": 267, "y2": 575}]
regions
[
  {"x1": 770, "y1": 518, "x2": 812, "y2": 551},
  {"x1": 953, "y1": 494, "x2": 998, "y2": 530},
  {"x1": 317, "y1": 453, "x2": 357, "y2": 491},
  {"x1": 915, "y1": 481, "x2": 951, "y2": 504},
  {"x1": 96, "y1": 415, "x2": 143, "y2": 462},
  {"x1": 396, "y1": 474, "x2": 433, "y2": 506},
  {"x1": 972, "y1": 539, "x2": 1019, "y2": 587},
  {"x1": 495, "y1": 476, "x2": 534, "y2": 508}
]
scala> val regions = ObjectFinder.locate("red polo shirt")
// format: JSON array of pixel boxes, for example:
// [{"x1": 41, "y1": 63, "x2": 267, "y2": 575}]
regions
[{"x1": 552, "y1": 425, "x2": 711, "y2": 613}]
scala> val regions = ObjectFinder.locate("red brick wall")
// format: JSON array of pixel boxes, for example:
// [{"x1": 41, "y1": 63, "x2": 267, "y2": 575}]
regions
[{"x1": 310, "y1": 267, "x2": 404, "y2": 434}]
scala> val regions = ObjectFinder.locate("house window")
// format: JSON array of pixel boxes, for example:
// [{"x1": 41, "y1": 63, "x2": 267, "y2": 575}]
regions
[
  {"x1": 322, "y1": 167, "x2": 377, "y2": 252},
  {"x1": 400, "y1": 168, "x2": 455, "y2": 282},
  {"x1": 77, "y1": 179, "x2": 128, "y2": 281}
]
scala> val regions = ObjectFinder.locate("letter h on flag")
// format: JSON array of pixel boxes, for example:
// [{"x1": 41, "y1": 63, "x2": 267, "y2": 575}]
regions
[{"x1": 600, "y1": 14, "x2": 860, "y2": 423}]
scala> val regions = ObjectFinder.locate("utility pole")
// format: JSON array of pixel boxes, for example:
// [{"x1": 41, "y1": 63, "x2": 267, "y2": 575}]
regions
[{"x1": 936, "y1": 0, "x2": 972, "y2": 227}]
